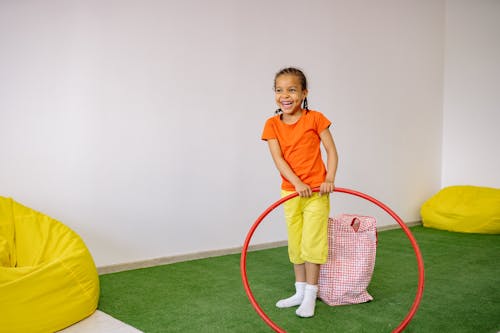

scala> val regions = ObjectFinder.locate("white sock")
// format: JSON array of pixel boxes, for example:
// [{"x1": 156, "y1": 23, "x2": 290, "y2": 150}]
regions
[
  {"x1": 276, "y1": 282, "x2": 306, "y2": 308},
  {"x1": 296, "y1": 284, "x2": 318, "y2": 318}
]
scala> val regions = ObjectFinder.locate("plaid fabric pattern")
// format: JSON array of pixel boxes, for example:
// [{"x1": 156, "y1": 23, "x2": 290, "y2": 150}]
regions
[{"x1": 318, "y1": 214, "x2": 377, "y2": 306}]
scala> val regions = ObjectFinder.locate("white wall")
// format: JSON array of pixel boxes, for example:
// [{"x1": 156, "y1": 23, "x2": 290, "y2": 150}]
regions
[
  {"x1": 442, "y1": 0, "x2": 500, "y2": 188},
  {"x1": 0, "y1": 0, "x2": 445, "y2": 267}
]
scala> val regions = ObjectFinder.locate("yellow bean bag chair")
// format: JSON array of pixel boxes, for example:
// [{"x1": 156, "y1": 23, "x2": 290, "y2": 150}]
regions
[
  {"x1": 421, "y1": 185, "x2": 500, "y2": 234},
  {"x1": 0, "y1": 196, "x2": 99, "y2": 333}
]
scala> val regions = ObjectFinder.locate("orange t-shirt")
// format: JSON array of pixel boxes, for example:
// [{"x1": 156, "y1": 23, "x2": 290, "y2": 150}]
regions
[{"x1": 262, "y1": 110, "x2": 332, "y2": 191}]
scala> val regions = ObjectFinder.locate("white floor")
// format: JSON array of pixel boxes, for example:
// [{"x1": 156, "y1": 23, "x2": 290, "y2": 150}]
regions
[{"x1": 58, "y1": 310, "x2": 143, "y2": 333}]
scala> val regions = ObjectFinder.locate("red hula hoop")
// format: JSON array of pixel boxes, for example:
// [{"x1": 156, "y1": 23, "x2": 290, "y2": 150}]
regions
[{"x1": 240, "y1": 187, "x2": 425, "y2": 333}]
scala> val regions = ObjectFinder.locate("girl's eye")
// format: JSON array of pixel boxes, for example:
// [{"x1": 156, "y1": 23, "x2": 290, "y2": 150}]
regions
[
  {"x1": 289, "y1": 88, "x2": 296, "y2": 93},
  {"x1": 275, "y1": 88, "x2": 282, "y2": 93}
]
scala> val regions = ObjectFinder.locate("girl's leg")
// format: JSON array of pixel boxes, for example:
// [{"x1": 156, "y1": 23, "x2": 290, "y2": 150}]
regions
[
  {"x1": 305, "y1": 262, "x2": 320, "y2": 285},
  {"x1": 276, "y1": 261, "x2": 321, "y2": 310},
  {"x1": 276, "y1": 264, "x2": 306, "y2": 308},
  {"x1": 296, "y1": 194, "x2": 330, "y2": 317},
  {"x1": 277, "y1": 191, "x2": 306, "y2": 308},
  {"x1": 296, "y1": 262, "x2": 320, "y2": 317},
  {"x1": 294, "y1": 263, "x2": 306, "y2": 282}
]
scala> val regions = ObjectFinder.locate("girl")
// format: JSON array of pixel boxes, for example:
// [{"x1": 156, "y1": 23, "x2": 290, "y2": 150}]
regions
[{"x1": 261, "y1": 67, "x2": 338, "y2": 317}]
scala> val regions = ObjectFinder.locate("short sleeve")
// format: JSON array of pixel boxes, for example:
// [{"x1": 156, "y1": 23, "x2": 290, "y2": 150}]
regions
[
  {"x1": 261, "y1": 117, "x2": 277, "y2": 141},
  {"x1": 315, "y1": 112, "x2": 331, "y2": 133}
]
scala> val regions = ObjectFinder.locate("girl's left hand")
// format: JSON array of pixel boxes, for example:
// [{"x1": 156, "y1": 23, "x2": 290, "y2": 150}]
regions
[{"x1": 319, "y1": 181, "x2": 335, "y2": 195}]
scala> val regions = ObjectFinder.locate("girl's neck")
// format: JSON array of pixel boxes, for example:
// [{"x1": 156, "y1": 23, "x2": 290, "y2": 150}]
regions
[{"x1": 281, "y1": 109, "x2": 304, "y2": 124}]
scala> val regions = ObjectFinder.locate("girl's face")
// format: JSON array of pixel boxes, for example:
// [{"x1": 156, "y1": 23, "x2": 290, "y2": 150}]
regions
[{"x1": 274, "y1": 74, "x2": 308, "y2": 117}]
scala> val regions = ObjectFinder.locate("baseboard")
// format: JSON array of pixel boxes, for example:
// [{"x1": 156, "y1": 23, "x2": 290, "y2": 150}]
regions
[
  {"x1": 377, "y1": 220, "x2": 421, "y2": 231},
  {"x1": 98, "y1": 221, "x2": 422, "y2": 275},
  {"x1": 98, "y1": 240, "x2": 288, "y2": 275}
]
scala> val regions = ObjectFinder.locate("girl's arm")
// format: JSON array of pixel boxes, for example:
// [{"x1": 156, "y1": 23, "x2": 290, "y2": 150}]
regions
[
  {"x1": 267, "y1": 138, "x2": 313, "y2": 197},
  {"x1": 319, "y1": 128, "x2": 338, "y2": 195}
]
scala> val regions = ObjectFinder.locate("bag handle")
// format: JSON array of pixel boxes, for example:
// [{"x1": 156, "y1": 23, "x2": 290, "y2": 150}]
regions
[
  {"x1": 351, "y1": 217, "x2": 360, "y2": 232},
  {"x1": 350, "y1": 216, "x2": 378, "y2": 244}
]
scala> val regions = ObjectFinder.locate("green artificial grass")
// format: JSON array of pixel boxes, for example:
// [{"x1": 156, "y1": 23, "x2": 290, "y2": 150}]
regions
[{"x1": 98, "y1": 227, "x2": 500, "y2": 332}]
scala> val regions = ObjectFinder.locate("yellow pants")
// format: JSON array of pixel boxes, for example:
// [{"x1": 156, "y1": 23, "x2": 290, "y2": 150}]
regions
[{"x1": 282, "y1": 190, "x2": 330, "y2": 264}]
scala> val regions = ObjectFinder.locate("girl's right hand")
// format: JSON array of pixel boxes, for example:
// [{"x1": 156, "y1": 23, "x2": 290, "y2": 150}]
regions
[{"x1": 295, "y1": 182, "x2": 312, "y2": 197}]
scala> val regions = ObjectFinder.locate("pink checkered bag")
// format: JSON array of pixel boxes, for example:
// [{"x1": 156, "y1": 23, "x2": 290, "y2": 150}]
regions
[{"x1": 318, "y1": 214, "x2": 377, "y2": 306}]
